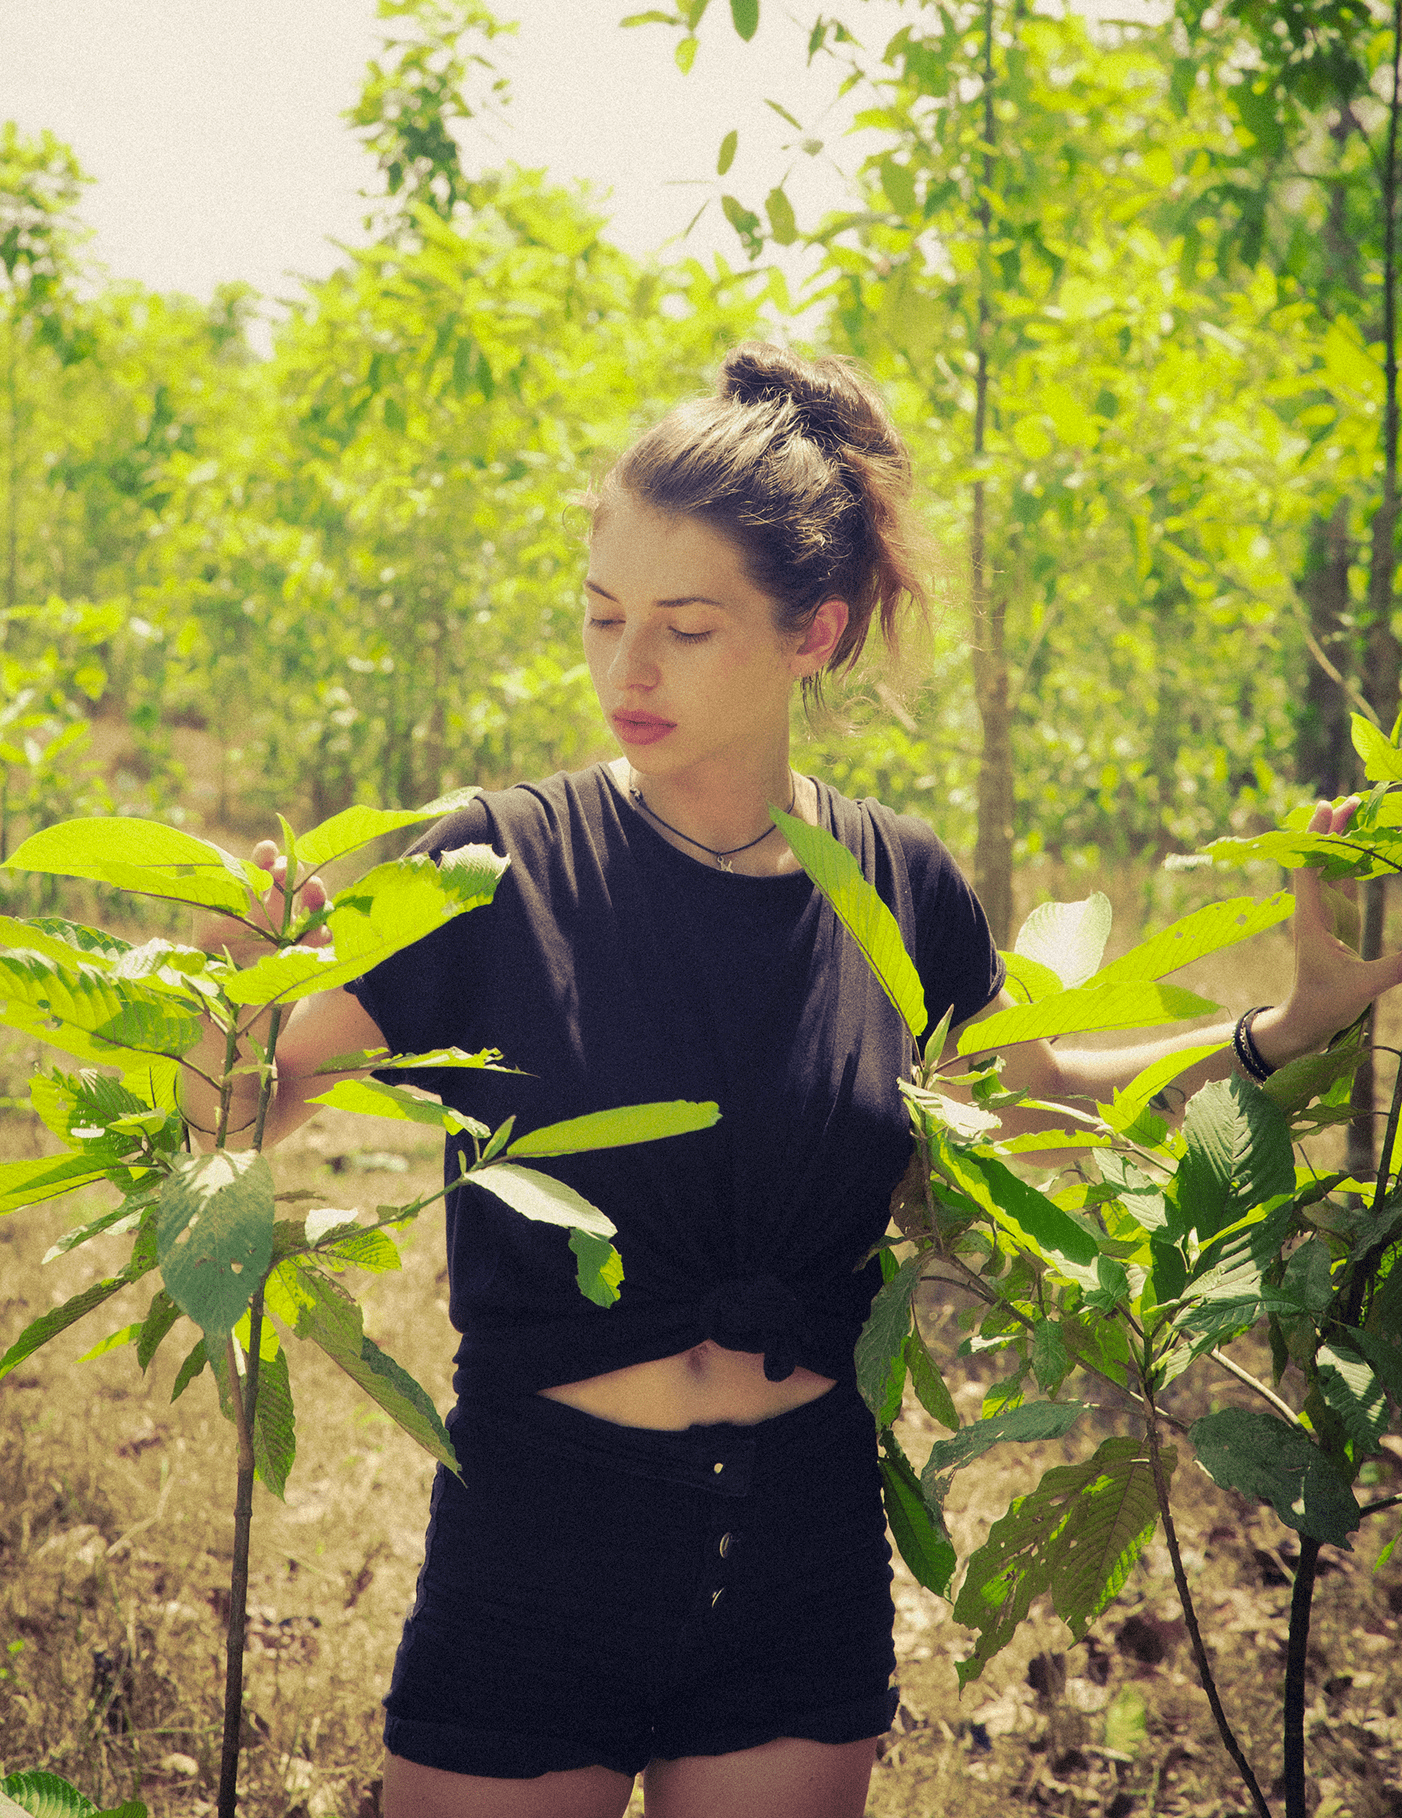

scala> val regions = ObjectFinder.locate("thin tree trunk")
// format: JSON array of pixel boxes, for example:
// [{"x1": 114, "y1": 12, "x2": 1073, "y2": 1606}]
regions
[
  {"x1": 1296, "y1": 502, "x2": 1352, "y2": 798},
  {"x1": 969, "y1": 0, "x2": 1015, "y2": 946},
  {"x1": 1351, "y1": 0, "x2": 1402, "y2": 1178}
]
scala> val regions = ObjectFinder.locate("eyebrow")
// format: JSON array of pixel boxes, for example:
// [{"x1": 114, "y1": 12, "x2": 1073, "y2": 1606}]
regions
[{"x1": 585, "y1": 579, "x2": 727, "y2": 609}]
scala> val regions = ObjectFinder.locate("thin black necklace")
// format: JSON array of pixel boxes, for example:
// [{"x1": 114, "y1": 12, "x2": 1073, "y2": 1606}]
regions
[{"x1": 628, "y1": 772, "x2": 797, "y2": 872}]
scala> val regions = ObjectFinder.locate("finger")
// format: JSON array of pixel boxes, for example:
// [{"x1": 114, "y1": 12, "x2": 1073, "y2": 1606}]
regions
[
  {"x1": 251, "y1": 839, "x2": 279, "y2": 871},
  {"x1": 1329, "y1": 794, "x2": 1361, "y2": 836}
]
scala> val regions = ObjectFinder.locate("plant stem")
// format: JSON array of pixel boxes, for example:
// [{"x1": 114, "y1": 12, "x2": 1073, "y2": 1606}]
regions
[
  {"x1": 213, "y1": 1015, "x2": 240, "y2": 1151},
  {"x1": 251, "y1": 1005, "x2": 284, "y2": 1153},
  {"x1": 1140, "y1": 1365, "x2": 1273, "y2": 1818},
  {"x1": 1209, "y1": 1348, "x2": 1306, "y2": 1428},
  {"x1": 217, "y1": 1299, "x2": 263, "y2": 1818},
  {"x1": 1283, "y1": 1535, "x2": 1321, "y2": 1818}
]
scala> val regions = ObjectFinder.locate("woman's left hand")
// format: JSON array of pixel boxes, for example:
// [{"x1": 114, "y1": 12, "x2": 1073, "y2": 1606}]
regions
[{"x1": 1253, "y1": 796, "x2": 1402, "y2": 1068}]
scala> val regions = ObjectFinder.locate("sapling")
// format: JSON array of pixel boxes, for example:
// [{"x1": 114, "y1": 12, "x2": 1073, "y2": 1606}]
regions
[{"x1": 0, "y1": 795, "x2": 717, "y2": 1818}]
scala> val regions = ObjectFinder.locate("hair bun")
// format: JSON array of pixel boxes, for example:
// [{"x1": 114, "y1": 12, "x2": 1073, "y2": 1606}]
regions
[{"x1": 718, "y1": 343, "x2": 896, "y2": 458}]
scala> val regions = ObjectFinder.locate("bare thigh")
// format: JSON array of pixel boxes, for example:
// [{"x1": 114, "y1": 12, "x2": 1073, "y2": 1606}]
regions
[
  {"x1": 382, "y1": 1752, "x2": 636, "y2": 1818},
  {"x1": 643, "y1": 1736, "x2": 879, "y2": 1818}
]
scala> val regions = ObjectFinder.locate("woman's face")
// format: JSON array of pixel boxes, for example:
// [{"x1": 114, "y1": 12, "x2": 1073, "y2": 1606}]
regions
[{"x1": 583, "y1": 492, "x2": 822, "y2": 782}]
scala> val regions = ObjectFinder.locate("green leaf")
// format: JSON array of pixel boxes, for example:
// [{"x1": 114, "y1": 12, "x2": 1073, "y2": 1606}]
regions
[
  {"x1": 921, "y1": 1402, "x2": 1088, "y2": 1497},
  {"x1": 1198, "y1": 828, "x2": 1385, "y2": 882},
  {"x1": 136, "y1": 1288, "x2": 182, "y2": 1370},
  {"x1": 169, "y1": 1339, "x2": 207, "y2": 1401},
  {"x1": 1316, "y1": 1344, "x2": 1390, "y2": 1453},
  {"x1": 0, "y1": 950, "x2": 203, "y2": 1058},
  {"x1": 764, "y1": 97, "x2": 803, "y2": 130},
  {"x1": 1175, "y1": 1077, "x2": 1294, "y2": 1245},
  {"x1": 6, "y1": 818, "x2": 258, "y2": 917},
  {"x1": 773, "y1": 809, "x2": 925, "y2": 1040},
  {"x1": 0, "y1": 1771, "x2": 106, "y2": 1818},
  {"x1": 765, "y1": 187, "x2": 797, "y2": 245},
  {"x1": 1101, "y1": 1043, "x2": 1230, "y2": 1134},
  {"x1": 905, "y1": 1328, "x2": 959, "y2": 1430},
  {"x1": 0, "y1": 915, "x2": 120, "y2": 970},
  {"x1": 1015, "y1": 895, "x2": 1112, "y2": 989},
  {"x1": 223, "y1": 847, "x2": 507, "y2": 1006},
  {"x1": 76, "y1": 1322, "x2": 141, "y2": 1363},
  {"x1": 855, "y1": 1254, "x2": 918, "y2": 1422},
  {"x1": 276, "y1": 1262, "x2": 455, "y2": 1471},
  {"x1": 952, "y1": 1437, "x2": 1167, "y2": 1687},
  {"x1": 958, "y1": 983, "x2": 1218, "y2": 1055},
  {"x1": 675, "y1": 32, "x2": 697, "y2": 71},
  {"x1": 1103, "y1": 1685, "x2": 1147, "y2": 1759},
  {"x1": 156, "y1": 1150, "x2": 275, "y2": 1341},
  {"x1": 1353, "y1": 1324, "x2": 1402, "y2": 1403},
  {"x1": 1000, "y1": 951, "x2": 1063, "y2": 1004},
  {"x1": 879, "y1": 1428, "x2": 955, "y2": 1598},
  {"x1": 504, "y1": 1100, "x2": 720, "y2": 1158},
  {"x1": 879, "y1": 157, "x2": 917, "y2": 216},
  {"x1": 1096, "y1": 894, "x2": 1293, "y2": 984},
  {"x1": 930, "y1": 1133, "x2": 1099, "y2": 1279},
  {"x1": 1352, "y1": 713, "x2": 1402, "y2": 783},
  {"x1": 717, "y1": 128, "x2": 738, "y2": 175},
  {"x1": 0, "y1": 1152, "x2": 112, "y2": 1217},
  {"x1": 251, "y1": 1342, "x2": 296, "y2": 1498},
  {"x1": 308, "y1": 1076, "x2": 485, "y2": 1138},
  {"x1": 314, "y1": 1045, "x2": 507, "y2": 1074},
  {"x1": 469, "y1": 1162, "x2": 616, "y2": 1238},
  {"x1": 569, "y1": 1228, "x2": 624, "y2": 1307},
  {"x1": 1265, "y1": 1030, "x2": 1367, "y2": 1118},
  {"x1": 1191, "y1": 1409, "x2": 1360, "y2": 1546},
  {"x1": 729, "y1": 0, "x2": 758, "y2": 38},
  {"x1": 316, "y1": 1225, "x2": 402, "y2": 1275},
  {"x1": 294, "y1": 791, "x2": 481, "y2": 870},
  {"x1": 0, "y1": 1271, "x2": 142, "y2": 1380},
  {"x1": 620, "y1": 9, "x2": 679, "y2": 23}
]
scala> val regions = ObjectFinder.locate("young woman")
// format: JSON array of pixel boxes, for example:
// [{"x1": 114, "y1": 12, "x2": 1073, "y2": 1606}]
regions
[{"x1": 212, "y1": 344, "x2": 1402, "y2": 1818}]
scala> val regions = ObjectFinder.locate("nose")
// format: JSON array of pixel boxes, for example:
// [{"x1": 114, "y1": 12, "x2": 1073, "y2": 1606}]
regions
[{"x1": 610, "y1": 623, "x2": 660, "y2": 691}]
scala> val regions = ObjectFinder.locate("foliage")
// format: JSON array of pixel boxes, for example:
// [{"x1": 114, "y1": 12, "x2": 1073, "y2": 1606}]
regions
[{"x1": 0, "y1": 799, "x2": 718, "y2": 1810}]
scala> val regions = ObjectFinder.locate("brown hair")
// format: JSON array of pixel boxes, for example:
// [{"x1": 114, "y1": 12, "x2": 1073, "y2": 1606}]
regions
[{"x1": 598, "y1": 343, "x2": 929, "y2": 701}]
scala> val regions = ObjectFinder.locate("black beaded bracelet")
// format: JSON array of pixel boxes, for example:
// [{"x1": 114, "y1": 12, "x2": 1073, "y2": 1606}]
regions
[{"x1": 1233, "y1": 1005, "x2": 1276, "y2": 1084}]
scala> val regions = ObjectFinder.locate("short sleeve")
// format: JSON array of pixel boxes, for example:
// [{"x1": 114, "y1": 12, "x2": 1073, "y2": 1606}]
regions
[
  {"x1": 344, "y1": 798, "x2": 497, "y2": 1062},
  {"x1": 895, "y1": 812, "x2": 1005, "y2": 1043}
]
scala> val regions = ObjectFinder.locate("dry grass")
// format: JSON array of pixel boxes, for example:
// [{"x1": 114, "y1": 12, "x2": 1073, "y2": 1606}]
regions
[{"x1": 1, "y1": 840, "x2": 1401, "y2": 1815}]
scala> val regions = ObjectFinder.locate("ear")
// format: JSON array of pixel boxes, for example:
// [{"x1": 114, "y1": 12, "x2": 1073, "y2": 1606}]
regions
[{"x1": 790, "y1": 598, "x2": 849, "y2": 676}]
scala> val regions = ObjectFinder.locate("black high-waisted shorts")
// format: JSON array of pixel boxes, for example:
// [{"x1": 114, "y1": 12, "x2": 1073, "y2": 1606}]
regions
[{"x1": 382, "y1": 1380, "x2": 898, "y2": 1779}]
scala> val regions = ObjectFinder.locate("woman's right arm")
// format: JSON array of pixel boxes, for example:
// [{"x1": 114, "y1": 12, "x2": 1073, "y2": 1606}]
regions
[{"x1": 180, "y1": 840, "x2": 388, "y2": 1152}]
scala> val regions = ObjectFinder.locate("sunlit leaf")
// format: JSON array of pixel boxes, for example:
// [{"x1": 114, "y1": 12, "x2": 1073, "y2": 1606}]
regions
[
  {"x1": 469, "y1": 1162, "x2": 616, "y2": 1237},
  {"x1": 958, "y1": 983, "x2": 1217, "y2": 1055},
  {"x1": 504, "y1": 1100, "x2": 719, "y2": 1158},
  {"x1": 1015, "y1": 895, "x2": 1111, "y2": 988},
  {"x1": 880, "y1": 1428, "x2": 955, "y2": 1598},
  {"x1": 1095, "y1": 894, "x2": 1293, "y2": 984},
  {"x1": 308, "y1": 1076, "x2": 486, "y2": 1138},
  {"x1": 6, "y1": 817, "x2": 259, "y2": 916},
  {"x1": 1191, "y1": 1408, "x2": 1360, "y2": 1546},
  {"x1": 157, "y1": 1150, "x2": 275, "y2": 1341}
]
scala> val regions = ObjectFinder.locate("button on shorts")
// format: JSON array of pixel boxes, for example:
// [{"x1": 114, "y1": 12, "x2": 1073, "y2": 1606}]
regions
[{"x1": 382, "y1": 1380, "x2": 898, "y2": 1779}]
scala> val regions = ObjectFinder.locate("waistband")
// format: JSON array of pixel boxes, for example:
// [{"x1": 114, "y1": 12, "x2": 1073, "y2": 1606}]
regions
[{"x1": 451, "y1": 1379, "x2": 873, "y2": 1500}]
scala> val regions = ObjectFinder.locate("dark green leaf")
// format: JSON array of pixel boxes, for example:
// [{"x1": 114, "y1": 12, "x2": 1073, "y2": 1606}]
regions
[
  {"x1": 251, "y1": 1344, "x2": 296, "y2": 1499},
  {"x1": 729, "y1": 0, "x2": 758, "y2": 39},
  {"x1": 879, "y1": 1428, "x2": 955, "y2": 1598},
  {"x1": 157, "y1": 1150, "x2": 275, "y2": 1341},
  {"x1": 855, "y1": 1254, "x2": 918, "y2": 1422},
  {"x1": 0, "y1": 1267, "x2": 146, "y2": 1380},
  {"x1": 1316, "y1": 1344, "x2": 1389, "y2": 1453},
  {"x1": 1191, "y1": 1408, "x2": 1360, "y2": 1546},
  {"x1": 1175, "y1": 1077, "x2": 1294, "y2": 1245},
  {"x1": 136, "y1": 1289, "x2": 182, "y2": 1370},
  {"x1": 905, "y1": 1328, "x2": 958, "y2": 1430},
  {"x1": 952, "y1": 1437, "x2": 1167, "y2": 1686},
  {"x1": 169, "y1": 1338, "x2": 208, "y2": 1402},
  {"x1": 569, "y1": 1228, "x2": 624, "y2": 1308},
  {"x1": 0, "y1": 1771, "x2": 103, "y2": 1818},
  {"x1": 921, "y1": 1401, "x2": 1088, "y2": 1498}
]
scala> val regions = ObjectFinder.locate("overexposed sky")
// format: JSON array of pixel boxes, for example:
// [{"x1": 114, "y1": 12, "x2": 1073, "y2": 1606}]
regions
[{"x1": 0, "y1": 0, "x2": 1167, "y2": 314}]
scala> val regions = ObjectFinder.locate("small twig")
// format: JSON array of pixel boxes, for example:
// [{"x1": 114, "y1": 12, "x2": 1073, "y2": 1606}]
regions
[
  {"x1": 1361, "y1": 1491, "x2": 1402, "y2": 1517},
  {"x1": 1140, "y1": 1364, "x2": 1273, "y2": 1818},
  {"x1": 1209, "y1": 1348, "x2": 1306, "y2": 1429}
]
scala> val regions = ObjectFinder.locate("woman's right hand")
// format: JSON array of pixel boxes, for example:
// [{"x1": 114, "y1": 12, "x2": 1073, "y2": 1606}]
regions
[{"x1": 195, "y1": 839, "x2": 333, "y2": 966}]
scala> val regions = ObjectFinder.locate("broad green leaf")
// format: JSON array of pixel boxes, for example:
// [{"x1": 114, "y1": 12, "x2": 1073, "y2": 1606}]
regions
[
  {"x1": 6, "y1": 818, "x2": 258, "y2": 916},
  {"x1": 469, "y1": 1162, "x2": 616, "y2": 1238},
  {"x1": 157, "y1": 1151, "x2": 275, "y2": 1340},
  {"x1": 1015, "y1": 895, "x2": 1112, "y2": 988},
  {"x1": 250, "y1": 1342, "x2": 296, "y2": 1499},
  {"x1": 879, "y1": 1428, "x2": 955, "y2": 1598},
  {"x1": 223, "y1": 847, "x2": 507, "y2": 1006},
  {"x1": 717, "y1": 128, "x2": 738, "y2": 175},
  {"x1": 730, "y1": 0, "x2": 759, "y2": 38},
  {"x1": 773, "y1": 809, "x2": 925, "y2": 1040},
  {"x1": 855, "y1": 1254, "x2": 918, "y2": 1422},
  {"x1": 1354, "y1": 1325, "x2": 1402, "y2": 1402},
  {"x1": 0, "y1": 1771, "x2": 105, "y2": 1818},
  {"x1": 294, "y1": 789, "x2": 481, "y2": 869},
  {"x1": 318, "y1": 1225, "x2": 402, "y2": 1275},
  {"x1": 278, "y1": 1262, "x2": 455, "y2": 1470},
  {"x1": 136, "y1": 1288, "x2": 182, "y2": 1370},
  {"x1": 308, "y1": 1076, "x2": 485, "y2": 1138},
  {"x1": 905, "y1": 1328, "x2": 959, "y2": 1430},
  {"x1": 930, "y1": 1133, "x2": 1099, "y2": 1279},
  {"x1": 1000, "y1": 951, "x2": 1063, "y2": 1004},
  {"x1": 0, "y1": 997, "x2": 181, "y2": 1089},
  {"x1": 1352, "y1": 713, "x2": 1402, "y2": 783},
  {"x1": 952, "y1": 1437, "x2": 1167, "y2": 1686},
  {"x1": 1101, "y1": 1043, "x2": 1229, "y2": 1134},
  {"x1": 0, "y1": 915, "x2": 118, "y2": 970},
  {"x1": 765, "y1": 187, "x2": 797, "y2": 245},
  {"x1": 0, "y1": 1152, "x2": 112, "y2": 1216},
  {"x1": 1191, "y1": 1408, "x2": 1360, "y2": 1546},
  {"x1": 0, "y1": 950, "x2": 203, "y2": 1057},
  {"x1": 1175, "y1": 1077, "x2": 1294, "y2": 1245},
  {"x1": 957, "y1": 983, "x2": 1218, "y2": 1055},
  {"x1": 0, "y1": 1268, "x2": 147, "y2": 1379},
  {"x1": 314, "y1": 1045, "x2": 507, "y2": 1074},
  {"x1": 1265, "y1": 1031, "x2": 1367, "y2": 1118},
  {"x1": 1095, "y1": 894, "x2": 1293, "y2": 984},
  {"x1": 569, "y1": 1228, "x2": 624, "y2": 1308},
  {"x1": 1198, "y1": 828, "x2": 1387, "y2": 882},
  {"x1": 1316, "y1": 1344, "x2": 1390, "y2": 1453},
  {"x1": 505, "y1": 1100, "x2": 720, "y2": 1158},
  {"x1": 921, "y1": 1402, "x2": 1088, "y2": 1497}
]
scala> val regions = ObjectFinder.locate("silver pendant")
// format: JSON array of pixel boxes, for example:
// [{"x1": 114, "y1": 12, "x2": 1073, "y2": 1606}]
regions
[{"x1": 717, "y1": 856, "x2": 734, "y2": 873}]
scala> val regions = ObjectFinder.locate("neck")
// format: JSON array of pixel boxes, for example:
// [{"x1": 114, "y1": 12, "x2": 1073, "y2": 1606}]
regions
[{"x1": 629, "y1": 752, "x2": 794, "y2": 856}]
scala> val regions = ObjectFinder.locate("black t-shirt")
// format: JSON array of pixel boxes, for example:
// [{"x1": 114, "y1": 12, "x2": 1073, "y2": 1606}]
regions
[{"x1": 347, "y1": 764, "x2": 1003, "y2": 1397}]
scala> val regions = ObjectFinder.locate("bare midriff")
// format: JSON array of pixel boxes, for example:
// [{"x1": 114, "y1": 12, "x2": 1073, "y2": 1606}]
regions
[{"x1": 537, "y1": 1340, "x2": 836, "y2": 1429}]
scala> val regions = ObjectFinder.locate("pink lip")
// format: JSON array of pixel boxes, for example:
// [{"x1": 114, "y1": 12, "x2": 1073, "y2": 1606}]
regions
[{"x1": 612, "y1": 712, "x2": 676, "y2": 746}]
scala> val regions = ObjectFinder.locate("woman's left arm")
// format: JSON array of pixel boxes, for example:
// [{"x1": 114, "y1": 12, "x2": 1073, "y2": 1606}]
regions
[{"x1": 952, "y1": 798, "x2": 1402, "y2": 1118}]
